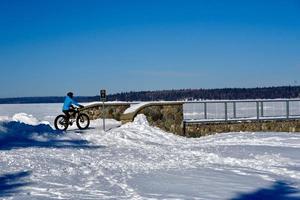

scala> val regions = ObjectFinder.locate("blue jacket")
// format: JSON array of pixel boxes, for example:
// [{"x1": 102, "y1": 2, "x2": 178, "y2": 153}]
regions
[{"x1": 62, "y1": 96, "x2": 80, "y2": 111}]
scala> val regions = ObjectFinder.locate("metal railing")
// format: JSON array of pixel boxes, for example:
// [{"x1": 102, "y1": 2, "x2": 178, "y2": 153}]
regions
[{"x1": 183, "y1": 99, "x2": 300, "y2": 123}]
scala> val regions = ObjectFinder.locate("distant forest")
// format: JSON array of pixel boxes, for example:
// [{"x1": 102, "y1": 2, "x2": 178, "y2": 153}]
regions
[{"x1": 1, "y1": 86, "x2": 300, "y2": 104}]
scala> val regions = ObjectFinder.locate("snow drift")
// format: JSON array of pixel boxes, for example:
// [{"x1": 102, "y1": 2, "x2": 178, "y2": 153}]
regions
[{"x1": 0, "y1": 113, "x2": 97, "y2": 150}]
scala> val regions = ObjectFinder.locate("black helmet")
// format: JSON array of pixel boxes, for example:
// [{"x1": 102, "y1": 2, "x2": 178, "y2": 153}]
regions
[{"x1": 67, "y1": 92, "x2": 73, "y2": 98}]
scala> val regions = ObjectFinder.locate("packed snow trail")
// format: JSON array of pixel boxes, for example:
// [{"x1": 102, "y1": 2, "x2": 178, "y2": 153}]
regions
[{"x1": 1, "y1": 104, "x2": 300, "y2": 199}]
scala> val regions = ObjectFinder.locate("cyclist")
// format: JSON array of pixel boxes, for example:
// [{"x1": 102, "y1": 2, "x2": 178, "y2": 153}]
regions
[{"x1": 62, "y1": 92, "x2": 84, "y2": 121}]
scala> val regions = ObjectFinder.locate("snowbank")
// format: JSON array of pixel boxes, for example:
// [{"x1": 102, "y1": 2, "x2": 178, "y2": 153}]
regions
[
  {"x1": 12, "y1": 113, "x2": 50, "y2": 126},
  {"x1": 0, "y1": 113, "x2": 97, "y2": 150}
]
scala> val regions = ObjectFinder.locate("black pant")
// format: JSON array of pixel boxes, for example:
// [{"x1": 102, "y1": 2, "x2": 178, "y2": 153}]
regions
[{"x1": 63, "y1": 109, "x2": 75, "y2": 121}]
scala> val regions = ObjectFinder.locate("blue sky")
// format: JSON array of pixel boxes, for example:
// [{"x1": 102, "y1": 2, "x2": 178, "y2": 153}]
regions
[{"x1": 0, "y1": 0, "x2": 299, "y2": 97}]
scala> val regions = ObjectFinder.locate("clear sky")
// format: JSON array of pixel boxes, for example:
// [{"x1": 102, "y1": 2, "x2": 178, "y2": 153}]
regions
[{"x1": 0, "y1": 0, "x2": 299, "y2": 97}]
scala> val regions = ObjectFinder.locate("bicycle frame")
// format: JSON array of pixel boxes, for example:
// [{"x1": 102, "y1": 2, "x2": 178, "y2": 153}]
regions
[{"x1": 67, "y1": 108, "x2": 81, "y2": 124}]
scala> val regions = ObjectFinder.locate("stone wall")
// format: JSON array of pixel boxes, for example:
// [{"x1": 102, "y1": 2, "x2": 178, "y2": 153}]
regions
[
  {"x1": 137, "y1": 104, "x2": 183, "y2": 135},
  {"x1": 80, "y1": 102, "x2": 300, "y2": 138},
  {"x1": 185, "y1": 119, "x2": 300, "y2": 137},
  {"x1": 80, "y1": 102, "x2": 184, "y2": 135},
  {"x1": 81, "y1": 103, "x2": 130, "y2": 121},
  {"x1": 121, "y1": 102, "x2": 184, "y2": 135}
]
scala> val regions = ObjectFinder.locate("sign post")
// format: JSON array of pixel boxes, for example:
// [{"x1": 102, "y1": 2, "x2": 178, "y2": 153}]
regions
[{"x1": 100, "y1": 90, "x2": 106, "y2": 131}]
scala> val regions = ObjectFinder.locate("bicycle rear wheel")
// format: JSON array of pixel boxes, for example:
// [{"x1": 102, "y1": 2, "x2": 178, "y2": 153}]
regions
[{"x1": 54, "y1": 115, "x2": 69, "y2": 131}]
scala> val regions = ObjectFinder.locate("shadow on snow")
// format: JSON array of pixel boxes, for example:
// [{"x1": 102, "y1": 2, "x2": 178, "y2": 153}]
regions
[
  {"x1": 0, "y1": 171, "x2": 32, "y2": 198},
  {"x1": 0, "y1": 121, "x2": 104, "y2": 150},
  {"x1": 74, "y1": 127, "x2": 96, "y2": 134},
  {"x1": 231, "y1": 181, "x2": 300, "y2": 200}
]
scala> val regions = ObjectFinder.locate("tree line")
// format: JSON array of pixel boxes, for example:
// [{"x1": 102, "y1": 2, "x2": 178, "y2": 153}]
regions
[
  {"x1": 1, "y1": 86, "x2": 300, "y2": 104},
  {"x1": 108, "y1": 86, "x2": 300, "y2": 101}
]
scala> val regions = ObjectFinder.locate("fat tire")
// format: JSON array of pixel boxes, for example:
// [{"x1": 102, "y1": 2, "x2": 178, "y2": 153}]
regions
[
  {"x1": 76, "y1": 113, "x2": 90, "y2": 130},
  {"x1": 54, "y1": 115, "x2": 69, "y2": 131}
]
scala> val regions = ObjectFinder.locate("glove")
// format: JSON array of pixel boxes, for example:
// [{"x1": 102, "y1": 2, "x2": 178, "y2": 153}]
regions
[{"x1": 79, "y1": 105, "x2": 84, "y2": 109}]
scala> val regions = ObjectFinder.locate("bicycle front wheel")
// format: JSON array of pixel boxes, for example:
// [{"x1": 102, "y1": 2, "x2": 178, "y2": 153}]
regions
[{"x1": 76, "y1": 113, "x2": 90, "y2": 130}]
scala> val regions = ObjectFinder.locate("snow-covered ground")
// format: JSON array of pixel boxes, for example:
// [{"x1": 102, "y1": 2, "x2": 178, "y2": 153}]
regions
[{"x1": 1, "y1": 104, "x2": 300, "y2": 199}]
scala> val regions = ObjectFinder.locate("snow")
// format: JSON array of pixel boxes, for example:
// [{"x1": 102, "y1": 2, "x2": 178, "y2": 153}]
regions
[
  {"x1": 84, "y1": 101, "x2": 135, "y2": 107},
  {"x1": 12, "y1": 113, "x2": 50, "y2": 126},
  {"x1": 124, "y1": 102, "x2": 149, "y2": 114},
  {"x1": 124, "y1": 101, "x2": 178, "y2": 114},
  {"x1": 1, "y1": 104, "x2": 300, "y2": 199}
]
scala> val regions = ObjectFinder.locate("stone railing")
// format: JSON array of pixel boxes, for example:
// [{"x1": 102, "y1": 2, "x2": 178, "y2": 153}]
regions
[
  {"x1": 81, "y1": 102, "x2": 131, "y2": 121},
  {"x1": 80, "y1": 101, "x2": 184, "y2": 135},
  {"x1": 121, "y1": 102, "x2": 184, "y2": 135},
  {"x1": 80, "y1": 101, "x2": 300, "y2": 138}
]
